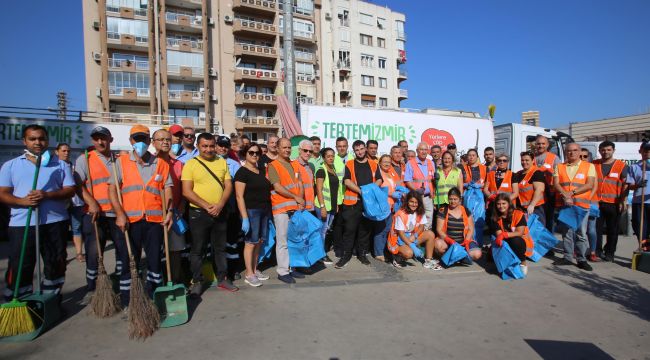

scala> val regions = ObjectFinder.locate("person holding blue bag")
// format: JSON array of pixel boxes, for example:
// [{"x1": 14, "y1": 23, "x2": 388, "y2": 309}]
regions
[
  {"x1": 434, "y1": 187, "x2": 482, "y2": 262},
  {"x1": 553, "y1": 143, "x2": 596, "y2": 271},
  {"x1": 489, "y1": 193, "x2": 534, "y2": 276},
  {"x1": 580, "y1": 148, "x2": 601, "y2": 263},
  {"x1": 375, "y1": 154, "x2": 404, "y2": 262},
  {"x1": 386, "y1": 191, "x2": 439, "y2": 269}
]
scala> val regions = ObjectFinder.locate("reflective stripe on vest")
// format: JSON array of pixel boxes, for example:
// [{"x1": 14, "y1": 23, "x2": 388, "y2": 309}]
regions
[
  {"x1": 387, "y1": 210, "x2": 423, "y2": 255},
  {"x1": 594, "y1": 160, "x2": 625, "y2": 204},
  {"x1": 556, "y1": 161, "x2": 592, "y2": 209},
  {"x1": 342, "y1": 159, "x2": 378, "y2": 205},
  {"x1": 269, "y1": 159, "x2": 301, "y2": 215},
  {"x1": 294, "y1": 161, "x2": 315, "y2": 211},
  {"x1": 314, "y1": 165, "x2": 343, "y2": 212},
  {"x1": 381, "y1": 167, "x2": 402, "y2": 210},
  {"x1": 497, "y1": 210, "x2": 534, "y2": 258},
  {"x1": 486, "y1": 170, "x2": 513, "y2": 197},
  {"x1": 518, "y1": 166, "x2": 545, "y2": 207},
  {"x1": 333, "y1": 154, "x2": 348, "y2": 180},
  {"x1": 119, "y1": 154, "x2": 169, "y2": 223},
  {"x1": 407, "y1": 158, "x2": 435, "y2": 194},
  {"x1": 86, "y1": 151, "x2": 114, "y2": 214}
]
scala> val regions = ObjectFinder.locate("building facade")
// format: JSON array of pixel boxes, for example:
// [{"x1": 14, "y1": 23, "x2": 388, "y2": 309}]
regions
[
  {"x1": 567, "y1": 112, "x2": 649, "y2": 142},
  {"x1": 522, "y1": 110, "x2": 540, "y2": 127},
  {"x1": 82, "y1": 0, "x2": 406, "y2": 141}
]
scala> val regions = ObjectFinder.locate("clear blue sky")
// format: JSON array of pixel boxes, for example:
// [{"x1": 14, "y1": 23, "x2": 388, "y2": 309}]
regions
[{"x1": 1, "y1": 0, "x2": 648, "y2": 128}]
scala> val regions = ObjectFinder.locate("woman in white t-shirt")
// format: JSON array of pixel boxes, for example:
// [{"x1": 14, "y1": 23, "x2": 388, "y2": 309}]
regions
[{"x1": 387, "y1": 191, "x2": 441, "y2": 270}]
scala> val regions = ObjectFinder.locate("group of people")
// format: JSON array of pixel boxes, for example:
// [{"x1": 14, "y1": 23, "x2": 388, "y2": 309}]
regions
[{"x1": 1, "y1": 123, "x2": 649, "y2": 310}]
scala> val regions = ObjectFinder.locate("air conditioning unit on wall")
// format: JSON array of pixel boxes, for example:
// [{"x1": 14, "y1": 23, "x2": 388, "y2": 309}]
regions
[
  {"x1": 224, "y1": 15, "x2": 233, "y2": 24},
  {"x1": 92, "y1": 51, "x2": 102, "y2": 62}
]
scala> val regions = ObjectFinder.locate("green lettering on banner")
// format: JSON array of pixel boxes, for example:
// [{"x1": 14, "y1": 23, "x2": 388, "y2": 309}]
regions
[
  {"x1": 397, "y1": 126, "x2": 405, "y2": 141},
  {"x1": 13, "y1": 124, "x2": 22, "y2": 141},
  {"x1": 63, "y1": 126, "x2": 72, "y2": 144},
  {"x1": 360, "y1": 124, "x2": 371, "y2": 140},
  {"x1": 46, "y1": 125, "x2": 60, "y2": 143},
  {"x1": 384, "y1": 126, "x2": 394, "y2": 141},
  {"x1": 0, "y1": 123, "x2": 5, "y2": 141},
  {"x1": 336, "y1": 123, "x2": 344, "y2": 138}
]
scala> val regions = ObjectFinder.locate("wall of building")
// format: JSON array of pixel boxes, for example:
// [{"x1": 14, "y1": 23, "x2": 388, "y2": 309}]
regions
[{"x1": 568, "y1": 112, "x2": 649, "y2": 142}]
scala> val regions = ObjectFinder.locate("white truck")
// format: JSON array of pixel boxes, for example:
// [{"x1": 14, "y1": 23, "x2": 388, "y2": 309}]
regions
[{"x1": 494, "y1": 123, "x2": 573, "y2": 172}]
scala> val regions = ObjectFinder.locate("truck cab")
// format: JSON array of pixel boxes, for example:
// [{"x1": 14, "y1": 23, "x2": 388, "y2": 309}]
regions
[{"x1": 494, "y1": 123, "x2": 572, "y2": 172}]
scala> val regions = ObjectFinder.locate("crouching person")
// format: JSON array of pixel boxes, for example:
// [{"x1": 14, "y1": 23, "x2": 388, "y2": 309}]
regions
[
  {"x1": 489, "y1": 193, "x2": 534, "y2": 275},
  {"x1": 387, "y1": 191, "x2": 440, "y2": 270},
  {"x1": 434, "y1": 187, "x2": 482, "y2": 261}
]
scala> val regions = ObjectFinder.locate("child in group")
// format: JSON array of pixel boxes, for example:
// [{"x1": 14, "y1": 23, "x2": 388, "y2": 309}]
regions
[
  {"x1": 489, "y1": 193, "x2": 534, "y2": 275},
  {"x1": 387, "y1": 191, "x2": 441, "y2": 270},
  {"x1": 434, "y1": 187, "x2": 483, "y2": 261}
]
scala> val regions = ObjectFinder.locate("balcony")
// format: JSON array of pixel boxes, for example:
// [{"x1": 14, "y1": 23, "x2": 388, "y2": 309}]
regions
[
  {"x1": 235, "y1": 92, "x2": 277, "y2": 106},
  {"x1": 167, "y1": 64, "x2": 204, "y2": 79},
  {"x1": 337, "y1": 59, "x2": 351, "y2": 73},
  {"x1": 233, "y1": 19, "x2": 277, "y2": 38},
  {"x1": 239, "y1": 116, "x2": 280, "y2": 128},
  {"x1": 171, "y1": 115, "x2": 206, "y2": 128},
  {"x1": 397, "y1": 49, "x2": 407, "y2": 64},
  {"x1": 234, "y1": 43, "x2": 278, "y2": 59},
  {"x1": 166, "y1": 38, "x2": 203, "y2": 52},
  {"x1": 108, "y1": 58, "x2": 149, "y2": 72},
  {"x1": 105, "y1": 4, "x2": 147, "y2": 18},
  {"x1": 396, "y1": 30, "x2": 406, "y2": 40},
  {"x1": 234, "y1": 67, "x2": 279, "y2": 82},
  {"x1": 278, "y1": 2, "x2": 313, "y2": 19},
  {"x1": 165, "y1": 12, "x2": 202, "y2": 33},
  {"x1": 164, "y1": 0, "x2": 202, "y2": 10},
  {"x1": 398, "y1": 67, "x2": 407, "y2": 81},
  {"x1": 168, "y1": 89, "x2": 205, "y2": 103},
  {"x1": 280, "y1": 48, "x2": 315, "y2": 63},
  {"x1": 233, "y1": 0, "x2": 277, "y2": 15},
  {"x1": 398, "y1": 88, "x2": 408, "y2": 99},
  {"x1": 296, "y1": 74, "x2": 315, "y2": 83},
  {"x1": 279, "y1": 26, "x2": 314, "y2": 43},
  {"x1": 109, "y1": 87, "x2": 150, "y2": 102},
  {"x1": 107, "y1": 32, "x2": 148, "y2": 50}
]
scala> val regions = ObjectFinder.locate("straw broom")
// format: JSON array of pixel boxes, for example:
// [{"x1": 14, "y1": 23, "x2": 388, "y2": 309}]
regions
[
  {"x1": 111, "y1": 154, "x2": 159, "y2": 340},
  {"x1": 86, "y1": 150, "x2": 121, "y2": 318},
  {"x1": 0, "y1": 154, "x2": 42, "y2": 336}
]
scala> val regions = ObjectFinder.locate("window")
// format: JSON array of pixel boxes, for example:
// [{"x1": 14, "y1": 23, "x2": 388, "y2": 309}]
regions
[
  {"x1": 279, "y1": 16, "x2": 314, "y2": 38},
  {"x1": 395, "y1": 20, "x2": 405, "y2": 38},
  {"x1": 361, "y1": 75, "x2": 374, "y2": 87},
  {"x1": 340, "y1": 29, "x2": 350, "y2": 42},
  {"x1": 338, "y1": 9, "x2": 349, "y2": 27},
  {"x1": 168, "y1": 82, "x2": 200, "y2": 91},
  {"x1": 338, "y1": 50, "x2": 350, "y2": 68},
  {"x1": 259, "y1": 63, "x2": 274, "y2": 70},
  {"x1": 379, "y1": 77, "x2": 387, "y2": 88},
  {"x1": 377, "y1": 17, "x2": 387, "y2": 29},
  {"x1": 107, "y1": 0, "x2": 148, "y2": 12},
  {"x1": 379, "y1": 98, "x2": 388, "y2": 107},
  {"x1": 296, "y1": 62, "x2": 315, "y2": 76},
  {"x1": 169, "y1": 108, "x2": 200, "y2": 119},
  {"x1": 361, "y1": 54, "x2": 374, "y2": 68},
  {"x1": 377, "y1": 37, "x2": 386, "y2": 48},
  {"x1": 396, "y1": 39, "x2": 405, "y2": 50},
  {"x1": 361, "y1": 99, "x2": 375, "y2": 107},
  {"x1": 108, "y1": 71, "x2": 149, "y2": 90},
  {"x1": 360, "y1": 34, "x2": 372, "y2": 46},
  {"x1": 107, "y1": 17, "x2": 148, "y2": 42},
  {"x1": 167, "y1": 50, "x2": 202, "y2": 68},
  {"x1": 359, "y1": 12, "x2": 373, "y2": 25},
  {"x1": 378, "y1": 57, "x2": 387, "y2": 69},
  {"x1": 237, "y1": 62, "x2": 257, "y2": 69},
  {"x1": 295, "y1": 0, "x2": 314, "y2": 15}
]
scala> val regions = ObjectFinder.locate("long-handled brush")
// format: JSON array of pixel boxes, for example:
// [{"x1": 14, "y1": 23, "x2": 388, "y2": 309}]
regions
[
  {"x1": 0, "y1": 154, "x2": 42, "y2": 337},
  {"x1": 111, "y1": 154, "x2": 159, "y2": 340},
  {"x1": 86, "y1": 150, "x2": 121, "y2": 318}
]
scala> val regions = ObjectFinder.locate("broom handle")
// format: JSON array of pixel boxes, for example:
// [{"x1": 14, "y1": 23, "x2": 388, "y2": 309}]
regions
[
  {"x1": 34, "y1": 207, "x2": 41, "y2": 294},
  {"x1": 110, "y1": 154, "x2": 134, "y2": 259},
  {"x1": 639, "y1": 160, "x2": 646, "y2": 251},
  {"x1": 85, "y1": 150, "x2": 104, "y2": 260},
  {"x1": 161, "y1": 189, "x2": 172, "y2": 284},
  {"x1": 12, "y1": 154, "x2": 42, "y2": 300}
]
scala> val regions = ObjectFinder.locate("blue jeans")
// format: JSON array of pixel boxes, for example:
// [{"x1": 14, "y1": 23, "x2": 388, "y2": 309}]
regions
[
  {"x1": 246, "y1": 208, "x2": 271, "y2": 245},
  {"x1": 561, "y1": 210, "x2": 589, "y2": 262},
  {"x1": 587, "y1": 216, "x2": 598, "y2": 253},
  {"x1": 319, "y1": 210, "x2": 336, "y2": 246},
  {"x1": 70, "y1": 205, "x2": 85, "y2": 236},
  {"x1": 373, "y1": 216, "x2": 392, "y2": 257}
]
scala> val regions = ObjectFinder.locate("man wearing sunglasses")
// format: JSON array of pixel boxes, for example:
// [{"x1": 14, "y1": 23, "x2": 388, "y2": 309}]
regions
[{"x1": 176, "y1": 127, "x2": 199, "y2": 164}]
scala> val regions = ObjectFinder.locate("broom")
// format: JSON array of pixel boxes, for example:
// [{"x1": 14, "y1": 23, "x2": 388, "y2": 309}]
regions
[
  {"x1": 0, "y1": 154, "x2": 42, "y2": 336},
  {"x1": 86, "y1": 150, "x2": 121, "y2": 318},
  {"x1": 111, "y1": 154, "x2": 160, "y2": 340}
]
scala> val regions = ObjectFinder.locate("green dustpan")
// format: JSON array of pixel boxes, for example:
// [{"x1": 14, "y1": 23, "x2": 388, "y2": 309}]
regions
[
  {"x1": 1, "y1": 208, "x2": 61, "y2": 342},
  {"x1": 153, "y1": 282, "x2": 188, "y2": 328}
]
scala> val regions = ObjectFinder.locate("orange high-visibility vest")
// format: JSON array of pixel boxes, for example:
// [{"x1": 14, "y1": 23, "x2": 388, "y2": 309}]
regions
[
  {"x1": 594, "y1": 159, "x2": 626, "y2": 204},
  {"x1": 381, "y1": 167, "x2": 402, "y2": 210},
  {"x1": 517, "y1": 166, "x2": 545, "y2": 207},
  {"x1": 294, "y1": 161, "x2": 314, "y2": 211},
  {"x1": 497, "y1": 209, "x2": 534, "y2": 258},
  {"x1": 556, "y1": 161, "x2": 592, "y2": 209},
  {"x1": 486, "y1": 170, "x2": 513, "y2": 197},
  {"x1": 119, "y1": 155, "x2": 169, "y2": 223},
  {"x1": 86, "y1": 151, "x2": 114, "y2": 215},
  {"x1": 342, "y1": 159, "x2": 378, "y2": 205},
  {"x1": 463, "y1": 163, "x2": 487, "y2": 185},
  {"x1": 442, "y1": 205, "x2": 470, "y2": 242},
  {"x1": 536, "y1": 152, "x2": 558, "y2": 194},
  {"x1": 407, "y1": 158, "x2": 435, "y2": 195},
  {"x1": 268, "y1": 159, "x2": 301, "y2": 215},
  {"x1": 387, "y1": 209, "x2": 423, "y2": 255}
]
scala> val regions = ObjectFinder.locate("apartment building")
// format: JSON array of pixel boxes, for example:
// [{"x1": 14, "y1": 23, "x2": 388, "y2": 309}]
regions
[
  {"x1": 83, "y1": 0, "x2": 406, "y2": 140},
  {"x1": 319, "y1": 0, "x2": 407, "y2": 108}
]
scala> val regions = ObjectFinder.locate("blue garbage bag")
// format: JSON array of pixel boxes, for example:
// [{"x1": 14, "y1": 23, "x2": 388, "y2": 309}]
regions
[
  {"x1": 440, "y1": 242, "x2": 472, "y2": 267},
  {"x1": 492, "y1": 241, "x2": 525, "y2": 280},
  {"x1": 171, "y1": 209, "x2": 188, "y2": 235},
  {"x1": 558, "y1": 205, "x2": 588, "y2": 231},
  {"x1": 527, "y1": 214, "x2": 559, "y2": 262},
  {"x1": 287, "y1": 211, "x2": 325, "y2": 267},
  {"x1": 463, "y1": 183, "x2": 486, "y2": 245},
  {"x1": 589, "y1": 203, "x2": 600, "y2": 218},
  {"x1": 392, "y1": 185, "x2": 409, "y2": 211},
  {"x1": 258, "y1": 219, "x2": 276, "y2": 264},
  {"x1": 361, "y1": 183, "x2": 391, "y2": 221}
]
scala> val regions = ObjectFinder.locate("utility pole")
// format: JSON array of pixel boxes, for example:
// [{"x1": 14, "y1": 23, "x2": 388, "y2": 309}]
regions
[
  {"x1": 153, "y1": 0, "x2": 163, "y2": 118},
  {"x1": 57, "y1": 91, "x2": 67, "y2": 120},
  {"x1": 282, "y1": 0, "x2": 297, "y2": 117}
]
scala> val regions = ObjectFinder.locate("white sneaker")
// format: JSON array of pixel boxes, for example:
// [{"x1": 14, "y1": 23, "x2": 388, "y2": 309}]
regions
[
  {"x1": 423, "y1": 259, "x2": 443, "y2": 271},
  {"x1": 244, "y1": 275, "x2": 262, "y2": 287},
  {"x1": 520, "y1": 264, "x2": 528, "y2": 276},
  {"x1": 392, "y1": 259, "x2": 404, "y2": 268},
  {"x1": 255, "y1": 270, "x2": 270, "y2": 281}
]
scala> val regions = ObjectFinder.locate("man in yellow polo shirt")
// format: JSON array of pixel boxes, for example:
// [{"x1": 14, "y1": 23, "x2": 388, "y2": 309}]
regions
[{"x1": 182, "y1": 133, "x2": 238, "y2": 296}]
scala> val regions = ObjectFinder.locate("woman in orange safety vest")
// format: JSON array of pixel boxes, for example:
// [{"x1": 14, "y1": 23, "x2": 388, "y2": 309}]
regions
[{"x1": 489, "y1": 193, "x2": 535, "y2": 276}]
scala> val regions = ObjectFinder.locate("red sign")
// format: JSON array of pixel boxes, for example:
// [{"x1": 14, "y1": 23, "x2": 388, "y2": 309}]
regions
[{"x1": 421, "y1": 128, "x2": 456, "y2": 151}]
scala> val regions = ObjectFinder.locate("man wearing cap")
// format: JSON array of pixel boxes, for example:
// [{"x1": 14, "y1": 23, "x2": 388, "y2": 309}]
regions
[
  {"x1": 176, "y1": 127, "x2": 199, "y2": 164},
  {"x1": 75, "y1": 126, "x2": 128, "y2": 303},
  {"x1": 182, "y1": 133, "x2": 238, "y2": 295},
  {"x1": 168, "y1": 124, "x2": 185, "y2": 159},
  {"x1": 108, "y1": 125, "x2": 173, "y2": 307},
  {"x1": 447, "y1": 143, "x2": 458, "y2": 165},
  {"x1": 0, "y1": 124, "x2": 75, "y2": 302},
  {"x1": 627, "y1": 142, "x2": 650, "y2": 249}
]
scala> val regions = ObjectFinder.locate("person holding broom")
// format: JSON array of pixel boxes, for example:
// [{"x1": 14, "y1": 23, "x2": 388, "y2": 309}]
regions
[
  {"x1": 0, "y1": 124, "x2": 75, "y2": 302},
  {"x1": 108, "y1": 125, "x2": 173, "y2": 310},
  {"x1": 627, "y1": 142, "x2": 650, "y2": 250}
]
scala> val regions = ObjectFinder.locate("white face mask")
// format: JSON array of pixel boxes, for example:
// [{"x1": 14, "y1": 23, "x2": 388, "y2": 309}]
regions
[
  {"x1": 25, "y1": 149, "x2": 51, "y2": 167},
  {"x1": 132, "y1": 142, "x2": 148, "y2": 157}
]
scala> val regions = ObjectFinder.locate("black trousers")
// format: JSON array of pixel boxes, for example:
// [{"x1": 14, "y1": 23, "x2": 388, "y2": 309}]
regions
[
  {"x1": 504, "y1": 236, "x2": 527, "y2": 262},
  {"x1": 596, "y1": 202, "x2": 621, "y2": 256},
  {"x1": 82, "y1": 215, "x2": 126, "y2": 291},
  {"x1": 188, "y1": 208, "x2": 228, "y2": 283},
  {"x1": 118, "y1": 220, "x2": 163, "y2": 306},
  {"x1": 4, "y1": 220, "x2": 68, "y2": 300},
  {"x1": 341, "y1": 203, "x2": 372, "y2": 257},
  {"x1": 330, "y1": 209, "x2": 345, "y2": 256}
]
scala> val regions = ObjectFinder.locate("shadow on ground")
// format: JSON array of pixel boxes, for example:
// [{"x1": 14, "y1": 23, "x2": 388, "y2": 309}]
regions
[
  {"x1": 525, "y1": 339, "x2": 615, "y2": 359},
  {"x1": 547, "y1": 266, "x2": 650, "y2": 321}
]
